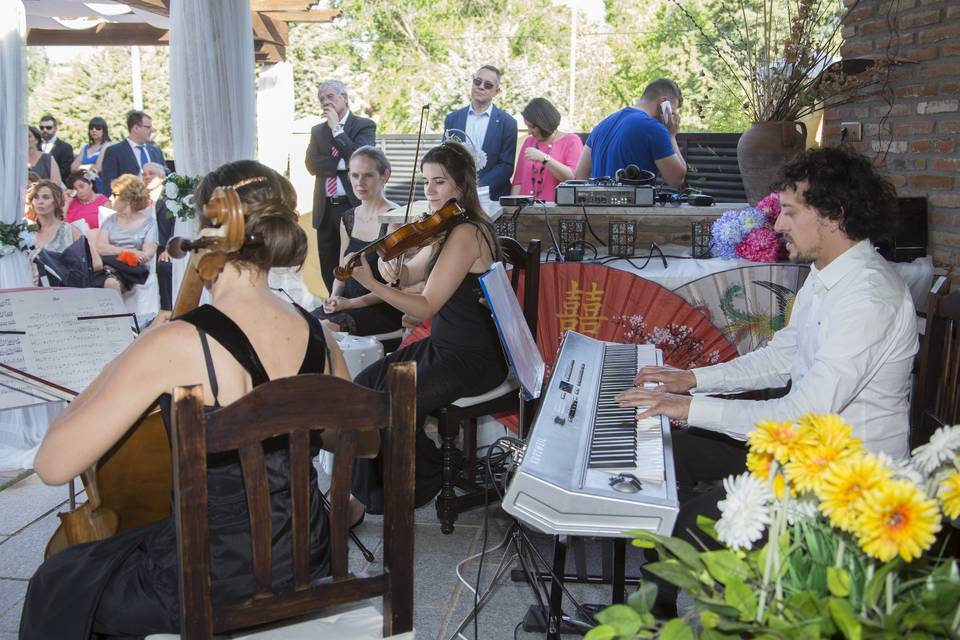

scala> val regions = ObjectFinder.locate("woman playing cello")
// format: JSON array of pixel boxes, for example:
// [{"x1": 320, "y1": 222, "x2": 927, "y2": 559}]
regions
[
  {"x1": 349, "y1": 141, "x2": 508, "y2": 514},
  {"x1": 22, "y1": 160, "x2": 350, "y2": 639}
]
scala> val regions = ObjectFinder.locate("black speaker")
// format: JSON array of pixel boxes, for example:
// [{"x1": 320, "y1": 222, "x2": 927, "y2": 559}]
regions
[{"x1": 877, "y1": 197, "x2": 927, "y2": 262}]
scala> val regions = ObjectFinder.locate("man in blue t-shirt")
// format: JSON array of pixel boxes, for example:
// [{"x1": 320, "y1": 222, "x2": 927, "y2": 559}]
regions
[{"x1": 575, "y1": 78, "x2": 687, "y2": 187}]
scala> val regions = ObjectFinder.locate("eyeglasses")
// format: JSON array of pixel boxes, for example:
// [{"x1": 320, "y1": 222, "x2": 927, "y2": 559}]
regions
[
  {"x1": 137, "y1": 123, "x2": 153, "y2": 130},
  {"x1": 472, "y1": 77, "x2": 496, "y2": 91},
  {"x1": 319, "y1": 93, "x2": 342, "y2": 101},
  {"x1": 40, "y1": 125, "x2": 55, "y2": 130},
  {"x1": 89, "y1": 125, "x2": 104, "y2": 131}
]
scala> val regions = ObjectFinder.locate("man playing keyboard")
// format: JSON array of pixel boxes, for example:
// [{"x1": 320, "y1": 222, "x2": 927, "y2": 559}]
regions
[{"x1": 615, "y1": 146, "x2": 918, "y2": 618}]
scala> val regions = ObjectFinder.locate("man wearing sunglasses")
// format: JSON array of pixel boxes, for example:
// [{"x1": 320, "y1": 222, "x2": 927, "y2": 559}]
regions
[
  {"x1": 443, "y1": 65, "x2": 517, "y2": 202},
  {"x1": 38, "y1": 115, "x2": 75, "y2": 180}
]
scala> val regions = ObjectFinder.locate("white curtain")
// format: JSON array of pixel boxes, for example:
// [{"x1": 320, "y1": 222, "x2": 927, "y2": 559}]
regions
[
  {"x1": 168, "y1": 0, "x2": 256, "y2": 299},
  {"x1": 256, "y1": 61, "x2": 294, "y2": 174},
  {"x1": 0, "y1": 1, "x2": 31, "y2": 288}
]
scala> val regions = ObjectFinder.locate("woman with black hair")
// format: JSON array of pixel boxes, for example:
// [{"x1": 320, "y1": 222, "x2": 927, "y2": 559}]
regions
[
  {"x1": 71, "y1": 116, "x2": 112, "y2": 193},
  {"x1": 21, "y1": 160, "x2": 350, "y2": 639},
  {"x1": 349, "y1": 140, "x2": 508, "y2": 514}
]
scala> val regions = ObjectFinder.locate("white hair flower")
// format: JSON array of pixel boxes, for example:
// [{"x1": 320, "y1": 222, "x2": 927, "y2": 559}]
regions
[
  {"x1": 911, "y1": 425, "x2": 960, "y2": 475},
  {"x1": 716, "y1": 472, "x2": 772, "y2": 551}
]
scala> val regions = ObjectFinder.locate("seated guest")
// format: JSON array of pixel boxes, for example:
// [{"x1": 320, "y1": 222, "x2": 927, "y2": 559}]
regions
[
  {"x1": 64, "y1": 170, "x2": 109, "y2": 231},
  {"x1": 142, "y1": 162, "x2": 174, "y2": 311},
  {"x1": 27, "y1": 126, "x2": 61, "y2": 186},
  {"x1": 616, "y1": 146, "x2": 918, "y2": 617},
  {"x1": 314, "y1": 146, "x2": 403, "y2": 336},
  {"x1": 22, "y1": 160, "x2": 352, "y2": 639},
  {"x1": 97, "y1": 175, "x2": 158, "y2": 291},
  {"x1": 574, "y1": 78, "x2": 686, "y2": 187},
  {"x1": 27, "y1": 179, "x2": 114, "y2": 290},
  {"x1": 510, "y1": 97, "x2": 583, "y2": 202},
  {"x1": 70, "y1": 116, "x2": 112, "y2": 193}
]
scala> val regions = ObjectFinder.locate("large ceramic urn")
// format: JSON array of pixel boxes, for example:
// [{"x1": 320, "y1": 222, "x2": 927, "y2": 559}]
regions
[{"x1": 737, "y1": 121, "x2": 807, "y2": 205}]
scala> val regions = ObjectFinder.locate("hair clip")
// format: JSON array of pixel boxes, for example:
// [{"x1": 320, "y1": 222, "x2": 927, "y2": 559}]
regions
[{"x1": 230, "y1": 176, "x2": 269, "y2": 189}]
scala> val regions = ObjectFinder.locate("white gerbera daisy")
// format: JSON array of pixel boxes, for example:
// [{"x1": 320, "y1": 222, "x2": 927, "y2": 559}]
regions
[
  {"x1": 786, "y1": 494, "x2": 820, "y2": 524},
  {"x1": 876, "y1": 451, "x2": 924, "y2": 485},
  {"x1": 911, "y1": 425, "x2": 960, "y2": 475},
  {"x1": 716, "y1": 472, "x2": 772, "y2": 551}
]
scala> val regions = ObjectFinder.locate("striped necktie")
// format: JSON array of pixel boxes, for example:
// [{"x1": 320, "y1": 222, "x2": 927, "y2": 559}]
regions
[{"x1": 326, "y1": 144, "x2": 339, "y2": 197}]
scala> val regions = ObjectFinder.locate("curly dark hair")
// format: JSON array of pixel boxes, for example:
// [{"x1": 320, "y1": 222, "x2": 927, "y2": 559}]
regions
[{"x1": 772, "y1": 146, "x2": 898, "y2": 243}]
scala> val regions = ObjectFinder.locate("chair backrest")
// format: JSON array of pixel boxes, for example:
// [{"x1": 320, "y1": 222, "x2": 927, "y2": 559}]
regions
[
  {"x1": 911, "y1": 279, "x2": 959, "y2": 449},
  {"x1": 499, "y1": 237, "x2": 541, "y2": 435},
  {"x1": 170, "y1": 363, "x2": 416, "y2": 639}
]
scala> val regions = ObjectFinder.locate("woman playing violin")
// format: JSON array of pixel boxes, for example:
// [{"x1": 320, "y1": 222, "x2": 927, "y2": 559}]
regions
[
  {"x1": 313, "y1": 146, "x2": 403, "y2": 336},
  {"x1": 349, "y1": 140, "x2": 507, "y2": 514},
  {"x1": 22, "y1": 160, "x2": 350, "y2": 639}
]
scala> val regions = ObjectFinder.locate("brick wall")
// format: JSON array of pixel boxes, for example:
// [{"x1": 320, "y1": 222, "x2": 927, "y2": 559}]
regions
[{"x1": 825, "y1": 0, "x2": 960, "y2": 275}]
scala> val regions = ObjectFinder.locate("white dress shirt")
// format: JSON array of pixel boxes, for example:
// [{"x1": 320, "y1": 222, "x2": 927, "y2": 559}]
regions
[
  {"x1": 126, "y1": 138, "x2": 150, "y2": 171},
  {"x1": 687, "y1": 240, "x2": 918, "y2": 459},
  {"x1": 465, "y1": 104, "x2": 493, "y2": 152},
  {"x1": 41, "y1": 134, "x2": 57, "y2": 154}
]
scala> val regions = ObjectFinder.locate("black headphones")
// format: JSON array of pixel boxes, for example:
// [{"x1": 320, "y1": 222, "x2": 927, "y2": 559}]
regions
[{"x1": 614, "y1": 164, "x2": 656, "y2": 186}]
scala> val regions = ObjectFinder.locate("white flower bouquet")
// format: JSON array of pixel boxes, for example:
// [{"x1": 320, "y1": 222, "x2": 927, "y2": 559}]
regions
[
  {"x1": 162, "y1": 174, "x2": 201, "y2": 222},
  {"x1": 586, "y1": 416, "x2": 960, "y2": 639},
  {"x1": 0, "y1": 221, "x2": 37, "y2": 257}
]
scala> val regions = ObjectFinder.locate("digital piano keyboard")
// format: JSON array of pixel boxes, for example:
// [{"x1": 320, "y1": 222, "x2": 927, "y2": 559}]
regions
[{"x1": 502, "y1": 331, "x2": 678, "y2": 537}]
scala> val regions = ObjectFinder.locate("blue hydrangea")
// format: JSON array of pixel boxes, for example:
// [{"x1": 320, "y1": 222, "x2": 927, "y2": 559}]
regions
[{"x1": 709, "y1": 208, "x2": 769, "y2": 259}]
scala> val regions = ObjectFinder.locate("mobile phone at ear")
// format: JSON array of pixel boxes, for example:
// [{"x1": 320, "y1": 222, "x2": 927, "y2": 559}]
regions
[{"x1": 660, "y1": 101, "x2": 673, "y2": 123}]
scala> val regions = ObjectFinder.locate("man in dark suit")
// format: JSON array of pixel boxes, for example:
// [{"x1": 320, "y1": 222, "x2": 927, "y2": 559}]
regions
[
  {"x1": 38, "y1": 115, "x2": 74, "y2": 180},
  {"x1": 443, "y1": 65, "x2": 518, "y2": 202},
  {"x1": 305, "y1": 80, "x2": 377, "y2": 291},
  {"x1": 99, "y1": 110, "x2": 166, "y2": 196}
]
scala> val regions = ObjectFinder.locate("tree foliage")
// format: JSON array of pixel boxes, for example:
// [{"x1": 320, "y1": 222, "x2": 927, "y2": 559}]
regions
[{"x1": 28, "y1": 47, "x2": 173, "y2": 158}]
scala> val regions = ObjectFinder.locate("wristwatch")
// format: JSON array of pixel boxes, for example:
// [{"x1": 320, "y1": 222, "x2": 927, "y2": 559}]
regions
[{"x1": 542, "y1": 155, "x2": 550, "y2": 165}]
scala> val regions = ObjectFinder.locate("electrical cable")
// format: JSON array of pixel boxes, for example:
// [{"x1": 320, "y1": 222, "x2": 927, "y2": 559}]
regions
[
  {"x1": 538, "y1": 200, "x2": 563, "y2": 261},
  {"x1": 579, "y1": 204, "x2": 606, "y2": 247}
]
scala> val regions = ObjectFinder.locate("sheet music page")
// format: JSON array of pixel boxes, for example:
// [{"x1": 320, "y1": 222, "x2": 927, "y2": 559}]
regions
[
  {"x1": 0, "y1": 289, "x2": 134, "y2": 410},
  {"x1": 479, "y1": 262, "x2": 545, "y2": 400}
]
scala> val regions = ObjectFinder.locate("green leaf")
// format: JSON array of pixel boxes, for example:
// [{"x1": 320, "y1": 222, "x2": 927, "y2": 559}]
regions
[
  {"x1": 723, "y1": 578, "x2": 757, "y2": 622},
  {"x1": 595, "y1": 604, "x2": 643, "y2": 637},
  {"x1": 700, "y1": 550, "x2": 751, "y2": 585},
  {"x1": 827, "y1": 566, "x2": 852, "y2": 597},
  {"x1": 828, "y1": 597, "x2": 862, "y2": 640},
  {"x1": 631, "y1": 537, "x2": 657, "y2": 549},
  {"x1": 584, "y1": 625, "x2": 617, "y2": 640},
  {"x1": 658, "y1": 536, "x2": 706, "y2": 572},
  {"x1": 699, "y1": 630, "x2": 739, "y2": 640},
  {"x1": 696, "y1": 515, "x2": 719, "y2": 542},
  {"x1": 659, "y1": 618, "x2": 695, "y2": 640},
  {"x1": 628, "y1": 581, "x2": 658, "y2": 614},
  {"x1": 700, "y1": 610, "x2": 721, "y2": 629},
  {"x1": 645, "y1": 560, "x2": 702, "y2": 592},
  {"x1": 863, "y1": 561, "x2": 899, "y2": 610}
]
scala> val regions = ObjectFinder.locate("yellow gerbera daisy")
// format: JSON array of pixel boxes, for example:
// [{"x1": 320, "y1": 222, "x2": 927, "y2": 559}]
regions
[
  {"x1": 857, "y1": 479, "x2": 942, "y2": 562},
  {"x1": 784, "y1": 442, "x2": 854, "y2": 497},
  {"x1": 939, "y1": 471, "x2": 960, "y2": 520},
  {"x1": 749, "y1": 420, "x2": 802, "y2": 463},
  {"x1": 797, "y1": 413, "x2": 862, "y2": 455},
  {"x1": 819, "y1": 453, "x2": 892, "y2": 532},
  {"x1": 746, "y1": 451, "x2": 786, "y2": 498}
]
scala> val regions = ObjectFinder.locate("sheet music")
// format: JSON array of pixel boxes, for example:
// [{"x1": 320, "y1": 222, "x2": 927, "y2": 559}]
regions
[
  {"x1": 479, "y1": 262, "x2": 545, "y2": 400},
  {"x1": 0, "y1": 289, "x2": 134, "y2": 410}
]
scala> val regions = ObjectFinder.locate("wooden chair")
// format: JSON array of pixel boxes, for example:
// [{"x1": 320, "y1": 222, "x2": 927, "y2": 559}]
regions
[
  {"x1": 434, "y1": 237, "x2": 541, "y2": 534},
  {"x1": 911, "y1": 278, "x2": 959, "y2": 450},
  {"x1": 163, "y1": 363, "x2": 416, "y2": 639}
]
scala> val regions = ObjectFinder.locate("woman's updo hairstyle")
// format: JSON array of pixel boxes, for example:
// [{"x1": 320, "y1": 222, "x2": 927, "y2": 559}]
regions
[{"x1": 195, "y1": 160, "x2": 307, "y2": 271}]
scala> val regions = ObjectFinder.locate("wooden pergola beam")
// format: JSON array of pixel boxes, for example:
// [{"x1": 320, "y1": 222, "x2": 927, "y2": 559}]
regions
[
  {"x1": 27, "y1": 23, "x2": 169, "y2": 47},
  {"x1": 262, "y1": 9, "x2": 340, "y2": 22},
  {"x1": 251, "y1": 0, "x2": 315, "y2": 10}
]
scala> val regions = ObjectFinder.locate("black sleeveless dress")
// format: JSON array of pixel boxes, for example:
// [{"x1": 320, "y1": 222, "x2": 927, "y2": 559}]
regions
[
  {"x1": 312, "y1": 214, "x2": 403, "y2": 336},
  {"x1": 20, "y1": 304, "x2": 332, "y2": 640},
  {"x1": 352, "y1": 220, "x2": 509, "y2": 512}
]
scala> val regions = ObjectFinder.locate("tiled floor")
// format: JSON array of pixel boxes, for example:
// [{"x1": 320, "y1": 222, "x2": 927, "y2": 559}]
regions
[{"x1": 0, "y1": 470, "x2": 666, "y2": 639}]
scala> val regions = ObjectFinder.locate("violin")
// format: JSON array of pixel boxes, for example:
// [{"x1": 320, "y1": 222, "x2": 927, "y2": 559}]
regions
[
  {"x1": 44, "y1": 186, "x2": 249, "y2": 558},
  {"x1": 333, "y1": 198, "x2": 465, "y2": 281}
]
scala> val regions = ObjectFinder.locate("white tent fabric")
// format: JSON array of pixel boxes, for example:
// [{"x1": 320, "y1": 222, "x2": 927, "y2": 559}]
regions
[
  {"x1": 168, "y1": 0, "x2": 256, "y2": 299},
  {"x1": 0, "y1": 1, "x2": 32, "y2": 288}
]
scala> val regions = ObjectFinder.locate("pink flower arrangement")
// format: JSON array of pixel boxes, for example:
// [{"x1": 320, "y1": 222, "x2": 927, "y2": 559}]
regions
[
  {"x1": 757, "y1": 191, "x2": 781, "y2": 225},
  {"x1": 736, "y1": 227, "x2": 785, "y2": 262}
]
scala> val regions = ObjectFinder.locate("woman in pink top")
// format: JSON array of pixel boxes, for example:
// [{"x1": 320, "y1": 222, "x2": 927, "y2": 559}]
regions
[
  {"x1": 510, "y1": 98, "x2": 583, "y2": 202},
  {"x1": 64, "y1": 170, "x2": 109, "y2": 230}
]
